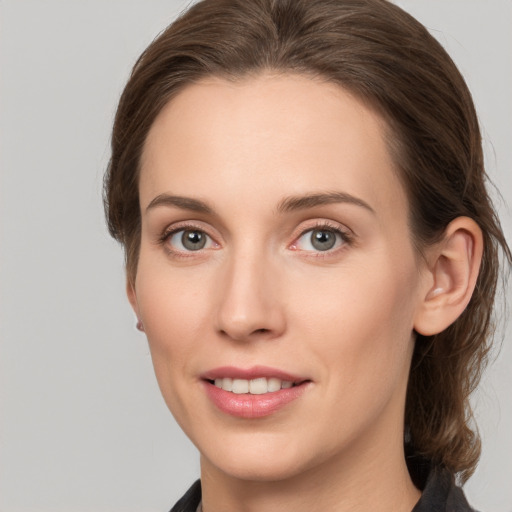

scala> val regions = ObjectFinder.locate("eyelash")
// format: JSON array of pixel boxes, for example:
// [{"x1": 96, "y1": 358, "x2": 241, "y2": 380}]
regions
[
  {"x1": 158, "y1": 222, "x2": 216, "y2": 258},
  {"x1": 291, "y1": 221, "x2": 354, "y2": 258},
  {"x1": 157, "y1": 221, "x2": 354, "y2": 259}
]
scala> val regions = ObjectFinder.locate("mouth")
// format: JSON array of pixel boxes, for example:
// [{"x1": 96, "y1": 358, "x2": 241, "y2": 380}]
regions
[
  {"x1": 207, "y1": 377, "x2": 301, "y2": 394},
  {"x1": 201, "y1": 366, "x2": 311, "y2": 418}
]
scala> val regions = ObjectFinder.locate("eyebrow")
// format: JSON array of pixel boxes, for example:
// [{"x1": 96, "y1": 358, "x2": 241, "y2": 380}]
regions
[
  {"x1": 145, "y1": 194, "x2": 213, "y2": 214},
  {"x1": 145, "y1": 191, "x2": 375, "y2": 216},
  {"x1": 276, "y1": 191, "x2": 375, "y2": 215}
]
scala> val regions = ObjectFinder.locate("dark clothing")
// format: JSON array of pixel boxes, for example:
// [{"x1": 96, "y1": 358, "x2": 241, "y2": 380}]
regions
[
  {"x1": 170, "y1": 466, "x2": 475, "y2": 512},
  {"x1": 411, "y1": 465, "x2": 475, "y2": 511},
  {"x1": 170, "y1": 480, "x2": 201, "y2": 512}
]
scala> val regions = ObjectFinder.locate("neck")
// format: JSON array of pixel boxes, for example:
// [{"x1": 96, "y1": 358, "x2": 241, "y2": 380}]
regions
[{"x1": 200, "y1": 429, "x2": 420, "y2": 512}]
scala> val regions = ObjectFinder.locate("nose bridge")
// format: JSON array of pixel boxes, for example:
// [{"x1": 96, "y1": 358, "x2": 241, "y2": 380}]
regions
[{"x1": 215, "y1": 240, "x2": 285, "y2": 341}]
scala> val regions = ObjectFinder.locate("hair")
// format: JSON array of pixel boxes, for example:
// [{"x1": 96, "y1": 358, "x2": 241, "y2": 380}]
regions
[{"x1": 104, "y1": 0, "x2": 511, "y2": 482}]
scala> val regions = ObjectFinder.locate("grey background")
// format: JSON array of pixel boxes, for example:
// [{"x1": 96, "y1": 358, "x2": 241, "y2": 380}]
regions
[{"x1": 0, "y1": 1, "x2": 510, "y2": 511}]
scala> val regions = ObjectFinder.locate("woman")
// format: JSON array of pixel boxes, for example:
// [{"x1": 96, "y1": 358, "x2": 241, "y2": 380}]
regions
[{"x1": 103, "y1": 0, "x2": 511, "y2": 510}]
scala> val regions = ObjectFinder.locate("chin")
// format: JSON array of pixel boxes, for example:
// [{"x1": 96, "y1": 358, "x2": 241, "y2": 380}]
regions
[
  {"x1": 198, "y1": 431, "x2": 323, "y2": 483},
  {"x1": 211, "y1": 453, "x2": 307, "y2": 482}
]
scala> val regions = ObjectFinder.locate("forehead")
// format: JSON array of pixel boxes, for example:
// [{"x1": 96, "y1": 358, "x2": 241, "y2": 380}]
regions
[{"x1": 140, "y1": 73, "x2": 407, "y2": 223}]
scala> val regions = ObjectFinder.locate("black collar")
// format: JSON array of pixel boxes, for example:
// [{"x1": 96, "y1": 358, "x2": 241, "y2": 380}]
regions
[
  {"x1": 411, "y1": 465, "x2": 475, "y2": 512},
  {"x1": 170, "y1": 465, "x2": 475, "y2": 512}
]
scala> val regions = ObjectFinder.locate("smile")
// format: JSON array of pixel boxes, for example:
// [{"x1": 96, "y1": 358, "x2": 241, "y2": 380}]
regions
[
  {"x1": 212, "y1": 377, "x2": 295, "y2": 394},
  {"x1": 202, "y1": 366, "x2": 311, "y2": 418}
]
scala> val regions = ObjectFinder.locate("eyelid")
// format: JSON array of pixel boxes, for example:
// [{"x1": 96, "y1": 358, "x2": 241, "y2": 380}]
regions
[
  {"x1": 289, "y1": 219, "x2": 354, "y2": 254},
  {"x1": 156, "y1": 218, "x2": 354, "y2": 258},
  {"x1": 160, "y1": 220, "x2": 213, "y2": 239},
  {"x1": 158, "y1": 221, "x2": 221, "y2": 256}
]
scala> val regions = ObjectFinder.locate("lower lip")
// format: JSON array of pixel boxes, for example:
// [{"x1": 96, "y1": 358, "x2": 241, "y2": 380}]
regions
[{"x1": 203, "y1": 381, "x2": 310, "y2": 419}]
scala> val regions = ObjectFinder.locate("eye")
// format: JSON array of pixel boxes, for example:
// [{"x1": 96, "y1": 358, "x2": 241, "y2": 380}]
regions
[
  {"x1": 167, "y1": 228, "x2": 215, "y2": 252},
  {"x1": 293, "y1": 226, "x2": 348, "y2": 252}
]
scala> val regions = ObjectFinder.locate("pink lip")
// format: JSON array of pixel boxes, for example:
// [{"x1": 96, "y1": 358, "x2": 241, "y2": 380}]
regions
[{"x1": 201, "y1": 366, "x2": 311, "y2": 419}]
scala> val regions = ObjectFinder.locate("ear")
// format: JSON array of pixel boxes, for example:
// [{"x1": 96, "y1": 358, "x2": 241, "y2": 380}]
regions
[
  {"x1": 127, "y1": 278, "x2": 145, "y2": 331},
  {"x1": 414, "y1": 217, "x2": 483, "y2": 336}
]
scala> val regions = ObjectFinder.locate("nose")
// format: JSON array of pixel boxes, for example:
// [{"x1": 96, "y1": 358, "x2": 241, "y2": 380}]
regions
[{"x1": 214, "y1": 249, "x2": 286, "y2": 342}]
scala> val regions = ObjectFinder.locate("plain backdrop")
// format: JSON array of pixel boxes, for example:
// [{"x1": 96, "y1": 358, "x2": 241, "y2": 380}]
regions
[{"x1": 0, "y1": 1, "x2": 511, "y2": 511}]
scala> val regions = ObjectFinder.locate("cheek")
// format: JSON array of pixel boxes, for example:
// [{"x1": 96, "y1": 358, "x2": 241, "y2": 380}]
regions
[
  {"x1": 290, "y1": 257, "x2": 419, "y2": 388},
  {"x1": 134, "y1": 259, "x2": 211, "y2": 392},
  {"x1": 135, "y1": 271, "x2": 214, "y2": 440}
]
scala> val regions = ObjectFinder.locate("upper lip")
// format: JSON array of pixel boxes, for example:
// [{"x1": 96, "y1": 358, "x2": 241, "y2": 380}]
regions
[{"x1": 201, "y1": 365, "x2": 308, "y2": 383}]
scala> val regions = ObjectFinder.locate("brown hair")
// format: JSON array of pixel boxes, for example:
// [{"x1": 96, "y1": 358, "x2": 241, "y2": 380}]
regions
[{"x1": 104, "y1": 0, "x2": 511, "y2": 481}]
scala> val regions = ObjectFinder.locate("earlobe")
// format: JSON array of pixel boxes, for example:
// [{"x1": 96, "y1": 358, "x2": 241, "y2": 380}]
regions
[{"x1": 414, "y1": 217, "x2": 483, "y2": 336}]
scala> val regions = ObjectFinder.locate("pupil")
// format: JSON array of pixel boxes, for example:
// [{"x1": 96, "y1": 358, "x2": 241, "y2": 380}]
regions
[
  {"x1": 311, "y1": 230, "x2": 336, "y2": 251},
  {"x1": 182, "y1": 230, "x2": 206, "y2": 250}
]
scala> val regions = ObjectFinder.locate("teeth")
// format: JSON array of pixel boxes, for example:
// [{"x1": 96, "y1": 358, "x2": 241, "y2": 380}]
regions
[
  {"x1": 213, "y1": 377, "x2": 295, "y2": 394},
  {"x1": 249, "y1": 377, "x2": 267, "y2": 395},
  {"x1": 232, "y1": 379, "x2": 249, "y2": 394},
  {"x1": 215, "y1": 377, "x2": 232, "y2": 391},
  {"x1": 267, "y1": 378, "x2": 281, "y2": 392}
]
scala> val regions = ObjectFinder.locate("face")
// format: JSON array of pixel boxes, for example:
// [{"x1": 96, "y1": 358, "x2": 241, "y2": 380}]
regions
[{"x1": 131, "y1": 74, "x2": 429, "y2": 483}]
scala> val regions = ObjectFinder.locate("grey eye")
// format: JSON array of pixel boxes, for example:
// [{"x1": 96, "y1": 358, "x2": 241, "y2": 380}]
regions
[
  {"x1": 310, "y1": 229, "x2": 337, "y2": 251},
  {"x1": 181, "y1": 230, "x2": 207, "y2": 250},
  {"x1": 294, "y1": 227, "x2": 345, "y2": 253},
  {"x1": 168, "y1": 229, "x2": 212, "y2": 251}
]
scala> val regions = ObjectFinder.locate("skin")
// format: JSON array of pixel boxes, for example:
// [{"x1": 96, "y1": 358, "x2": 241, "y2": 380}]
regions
[{"x1": 128, "y1": 74, "x2": 482, "y2": 512}]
